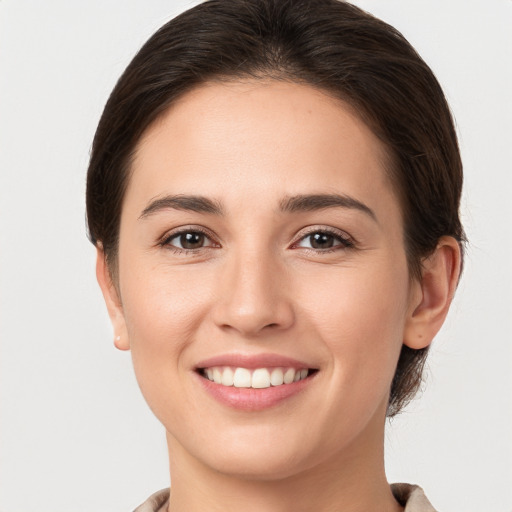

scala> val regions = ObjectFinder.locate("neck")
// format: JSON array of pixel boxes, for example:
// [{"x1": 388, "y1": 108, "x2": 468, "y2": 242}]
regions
[{"x1": 165, "y1": 411, "x2": 402, "y2": 512}]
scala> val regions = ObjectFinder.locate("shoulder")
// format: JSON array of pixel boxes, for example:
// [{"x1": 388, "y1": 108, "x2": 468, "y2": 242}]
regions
[
  {"x1": 132, "y1": 488, "x2": 170, "y2": 512},
  {"x1": 132, "y1": 484, "x2": 436, "y2": 511},
  {"x1": 391, "y1": 483, "x2": 438, "y2": 512}
]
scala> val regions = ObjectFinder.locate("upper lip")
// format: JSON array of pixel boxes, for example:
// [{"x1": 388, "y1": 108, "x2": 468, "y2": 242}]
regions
[{"x1": 195, "y1": 353, "x2": 316, "y2": 370}]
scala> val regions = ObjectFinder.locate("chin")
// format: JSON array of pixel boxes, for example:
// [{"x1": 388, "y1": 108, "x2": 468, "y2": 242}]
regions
[
  {"x1": 207, "y1": 449, "x2": 314, "y2": 482},
  {"x1": 184, "y1": 425, "x2": 331, "y2": 482}
]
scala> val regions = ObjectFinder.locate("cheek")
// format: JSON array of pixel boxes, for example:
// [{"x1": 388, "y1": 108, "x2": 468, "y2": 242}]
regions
[
  {"x1": 299, "y1": 258, "x2": 410, "y2": 385},
  {"x1": 304, "y1": 255, "x2": 408, "y2": 322},
  {"x1": 291, "y1": 263, "x2": 411, "y2": 444},
  {"x1": 117, "y1": 256, "x2": 213, "y2": 399}
]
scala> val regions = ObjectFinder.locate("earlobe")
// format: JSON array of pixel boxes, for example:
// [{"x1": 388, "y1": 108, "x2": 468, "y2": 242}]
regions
[
  {"x1": 95, "y1": 247, "x2": 130, "y2": 351},
  {"x1": 403, "y1": 236, "x2": 461, "y2": 350}
]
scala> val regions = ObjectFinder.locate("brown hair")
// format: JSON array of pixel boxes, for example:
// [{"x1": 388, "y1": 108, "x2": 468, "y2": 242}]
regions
[{"x1": 86, "y1": 0, "x2": 465, "y2": 416}]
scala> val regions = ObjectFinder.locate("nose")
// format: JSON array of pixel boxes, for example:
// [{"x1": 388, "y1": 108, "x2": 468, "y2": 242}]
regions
[{"x1": 211, "y1": 250, "x2": 295, "y2": 337}]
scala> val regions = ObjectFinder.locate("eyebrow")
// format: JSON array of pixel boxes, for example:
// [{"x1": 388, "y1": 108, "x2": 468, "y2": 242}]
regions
[
  {"x1": 279, "y1": 193, "x2": 377, "y2": 221},
  {"x1": 139, "y1": 194, "x2": 224, "y2": 219},
  {"x1": 139, "y1": 193, "x2": 376, "y2": 221}
]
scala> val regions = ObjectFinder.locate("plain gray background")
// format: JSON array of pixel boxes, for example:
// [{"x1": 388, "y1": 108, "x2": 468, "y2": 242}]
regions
[{"x1": 1, "y1": 1, "x2": 511, "y2": 511}]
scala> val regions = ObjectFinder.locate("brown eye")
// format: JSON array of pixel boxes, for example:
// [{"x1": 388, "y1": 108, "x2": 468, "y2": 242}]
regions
[
  {"x1": 164, "y1": 230, "x2": 214, "y2": 250},
  {"x1": 296, "y1": 230, "x2": 353, "y2": 251},
  {"x1": 309, "y1": 232, "x2": 335, "y2": 249},
  {"x1": 179, "y1": 232, "x2": 205, "y2": 249}
]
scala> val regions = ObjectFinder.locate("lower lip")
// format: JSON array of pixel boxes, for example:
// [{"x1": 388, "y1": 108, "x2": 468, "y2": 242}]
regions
[{"x1": 196, "y1": 372, "x2": 315, "y2": 411}]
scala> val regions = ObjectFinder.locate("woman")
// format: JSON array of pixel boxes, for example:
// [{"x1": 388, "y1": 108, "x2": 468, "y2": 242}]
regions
[{"x1": 86, "y1": 0, "x2": 463, "y2": 510}]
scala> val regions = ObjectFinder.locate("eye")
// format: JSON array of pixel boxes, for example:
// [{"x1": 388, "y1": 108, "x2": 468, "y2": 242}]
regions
[
  {"x1": 161, "y1": 229, "x2": 217, "y2": 251},
  {"x1": 295, "y1": 229, "x2": 354, "y2": 251}
]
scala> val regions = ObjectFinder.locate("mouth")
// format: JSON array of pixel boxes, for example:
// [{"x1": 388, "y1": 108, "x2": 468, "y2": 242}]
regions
[
  {"x1": 194, "y1": 355, "x2": 319, "y2": 411},
  {"x1": 197, "y1": 366, "x2": 316, "y2": 389}
]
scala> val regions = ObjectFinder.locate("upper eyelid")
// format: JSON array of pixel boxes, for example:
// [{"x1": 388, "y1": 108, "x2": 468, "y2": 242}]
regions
[
  {"x1": 293, "y1": 225, "x2": 354, "y2": 242},
  {"x1": 160, "y1": 226, "x2": 219, "y2": 246},
  {"x1": 167, "y1": 226, "x2": 213, "y2": 236},
  {"x1": 300, "y1": 226, "x2": 348, "y2": 236}
]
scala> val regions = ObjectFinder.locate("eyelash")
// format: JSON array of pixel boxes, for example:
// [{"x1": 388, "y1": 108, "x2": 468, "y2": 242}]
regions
[
  {"x1": 292, "y1": 227, "x2": 355, "y2": 253},
  {"x1": 159, "y1": 226, "x2": 217, "y2": 255},
  {"x1": 159, "y1": 226, "x2": 355, "y2": 255}
]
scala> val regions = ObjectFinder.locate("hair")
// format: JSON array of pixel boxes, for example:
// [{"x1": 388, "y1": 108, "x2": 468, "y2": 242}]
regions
[{"x1": 86, "y1": 0, "x2": 465, "y2": 416}]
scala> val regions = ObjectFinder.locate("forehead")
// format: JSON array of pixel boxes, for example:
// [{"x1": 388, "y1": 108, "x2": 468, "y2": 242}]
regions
[{"x1": 127, "y1": 80, "x2": 397, "y2": 217}]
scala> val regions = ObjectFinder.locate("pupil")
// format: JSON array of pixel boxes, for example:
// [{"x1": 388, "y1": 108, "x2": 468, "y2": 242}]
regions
[
  {"x1": 181, "y1": 232, "x2": 204, "y2": 249},
  {"x1": 311, "y1": 232, "x2": 333, "y2": 249}
]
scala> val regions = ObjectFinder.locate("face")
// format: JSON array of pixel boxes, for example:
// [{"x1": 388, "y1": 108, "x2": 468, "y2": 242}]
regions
[{"x1": 108, "y1": 80, "x2": 419, "y2": 479}]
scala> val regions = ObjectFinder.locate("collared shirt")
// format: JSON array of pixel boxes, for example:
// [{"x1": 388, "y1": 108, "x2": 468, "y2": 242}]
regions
[{"x1": 133, "y1": 483, "x2": 437, "y2": 511}]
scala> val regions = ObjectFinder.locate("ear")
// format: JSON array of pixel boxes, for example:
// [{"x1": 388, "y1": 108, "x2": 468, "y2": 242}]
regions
[
  {"x1": 404, "y1": 236, "x2": 461, "y2": 349},
  {"x1": 96, "y1": 247, "x2": 130, "y2": 351}
]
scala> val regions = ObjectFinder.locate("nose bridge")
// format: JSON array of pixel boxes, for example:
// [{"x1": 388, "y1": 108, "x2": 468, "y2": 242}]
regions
[{"x1": 213, "y1": 243, "x2": 294, "y2": 336}]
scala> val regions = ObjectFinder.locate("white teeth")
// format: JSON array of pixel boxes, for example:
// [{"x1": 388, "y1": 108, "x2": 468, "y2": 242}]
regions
[
  {"x1": 270, "y1": 368, "x2": 284, "y2": 386},
  {"x1": 233, "y1": 367, "x2": 251, "y2": 388},
  {"x1": 203, "y1": 366, "x2": 311, "y2": 388},
  {"x1": 221, "y1": 367, "x2": 234, "y2": 386},
  {"x1": 251, "y1": 368, "x2": 271, "y2": 388},
  {"x1": 283, "y1": 368, "x2": 295, "y2": 384},
  {"x1": 213, "y1": 368, "x2": 222, "y2": 384}
]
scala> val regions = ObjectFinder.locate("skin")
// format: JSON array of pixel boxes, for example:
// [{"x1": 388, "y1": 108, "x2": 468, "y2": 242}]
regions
[{"x1": 97, "y1": 80, "x2": 460, "y2": 512}]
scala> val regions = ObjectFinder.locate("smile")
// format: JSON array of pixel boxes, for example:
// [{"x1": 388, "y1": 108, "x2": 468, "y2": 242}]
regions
[
  {"x1": 195, "y1": 354, "x2": 318, "y2": 410},
  {"x1": 200, "y1": 366, "x2": 311, "y2": 389}
]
